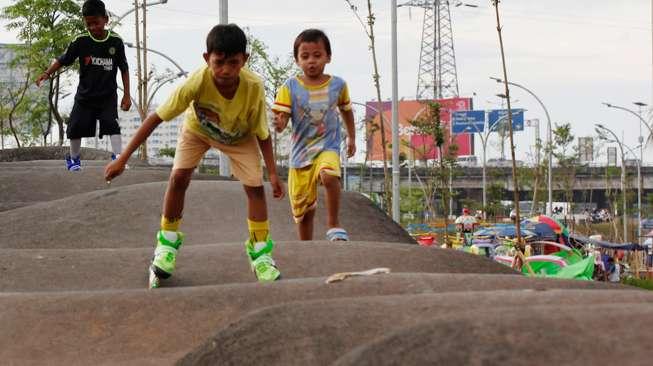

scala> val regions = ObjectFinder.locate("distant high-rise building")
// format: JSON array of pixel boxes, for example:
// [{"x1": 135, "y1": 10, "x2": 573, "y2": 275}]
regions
[
  {"x1": 82, "y1": 107, "x2": 203, "y2": 165},
  {"x1": 578, "y1": 137, "x2": 594, "y2": 163}
]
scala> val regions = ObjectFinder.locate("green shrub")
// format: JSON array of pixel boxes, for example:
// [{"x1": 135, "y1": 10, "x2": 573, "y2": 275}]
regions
[{"x1": 622, "y1": 277, "x2": 653, "y2": 291}]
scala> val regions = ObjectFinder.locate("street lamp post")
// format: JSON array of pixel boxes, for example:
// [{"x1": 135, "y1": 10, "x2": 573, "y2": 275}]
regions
[
  {"x1": 491, "y1": 77, "x2": 553, "y2": 217},
  {"x1": 603, "y1": 102, "x2": 653, "y2": 240},
  {"x1": 623, "y1": 144, "x2": 643, "y2": 246},
  {"x1": 459, "y1": 112, "x2": 491, "y2": 219},
  {"x1": 603, "y1": 101, "x2": 653, "y2": 164},
  {"x1": 526, "y1": 118, "x2": 541, "y2": 215},
  {"x1": 122, "y1": 43, "x2": 186, "y2": 161},
  {"x1": 596, "y1": 124, "x2": 629, "y2": 243}
]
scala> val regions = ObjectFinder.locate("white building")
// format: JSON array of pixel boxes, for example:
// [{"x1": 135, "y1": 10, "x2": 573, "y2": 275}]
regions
[{"x1": 82, "y1": 106, "x2": 207, "y2": 165}]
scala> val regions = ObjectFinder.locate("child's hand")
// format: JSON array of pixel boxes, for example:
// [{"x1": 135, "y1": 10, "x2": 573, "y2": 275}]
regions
[
  {"x1": 273, "y1": 111, "x2": 289, "y2": 133},
  {"x1": 268, "y1": 173, "x2": 285, "y2": 199},
  {"x1": 346, "y1": 136, "x2": 356, "y2": 158},
  {"x1": 120, "y1": 95, "x2": 132, "y2": 111},
  {"x1": 35, "y1": 72, "x2": 49, "y2": 87},
  {"x1": 104, "y1": 159, "x2": 126, "y2": 182}
]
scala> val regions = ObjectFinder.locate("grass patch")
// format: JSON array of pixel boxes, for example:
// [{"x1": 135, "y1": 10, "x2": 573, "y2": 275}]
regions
[{"x1": 622, "y1": 277, "x2": 653, "y2": 291}]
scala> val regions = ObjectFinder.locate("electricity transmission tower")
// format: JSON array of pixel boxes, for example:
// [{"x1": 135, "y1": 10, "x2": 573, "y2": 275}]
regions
[{"x1": 400, "y1": 1, "x2": 461, "y2": 100}]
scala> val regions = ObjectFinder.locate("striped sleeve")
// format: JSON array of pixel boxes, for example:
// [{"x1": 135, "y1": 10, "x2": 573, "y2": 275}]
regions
[
  {"x1": 272, "y1": 83, "x2": 292, "y2": 114},
  {"x1": 338, "y1": 82, "x2": 352, "y2": 111}
]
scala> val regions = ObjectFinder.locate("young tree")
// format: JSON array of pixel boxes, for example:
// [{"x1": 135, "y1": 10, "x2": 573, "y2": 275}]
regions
[
  {"x1": 345, "y1": 0, "x2": 391, "y2": 213},
  {"x1": 492, "y1": 0, "x2": 534, "y2": 274},
  {"x1": 0, "y1": 50, "x2": 31, "y2": 148},
  {"x1": 15, "y1": 88, "x2": 50, "y2": 146},
  {"x1": 553, "y1": 123, "x2": 579, "y2": 223},
  {"x1": 408, "y1": 101, "x2": 458, "y2": 246},
  {"x1": 2, "y1": 0, "x2": 84, "y2": 146}
]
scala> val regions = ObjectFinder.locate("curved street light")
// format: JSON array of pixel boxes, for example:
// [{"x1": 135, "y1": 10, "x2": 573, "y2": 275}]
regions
[
  {"x1": 124, "y1": 42, "x2": 187, "y2": 77},
  {"x1": 602, "y1": 102, "x2": 653, "y2": 171},
  {"x1": 490, "y1": 76, "x2": 553, "y2": 217},
  {"x1": 602, "y1": 102, "x2": 653, "y2": 143},
  {"x1": 595, "y1": 123, "x2": 629, "y2": 243},
  {"x1": 108, "y1": 0, "x2": 169, "y2": 30}
]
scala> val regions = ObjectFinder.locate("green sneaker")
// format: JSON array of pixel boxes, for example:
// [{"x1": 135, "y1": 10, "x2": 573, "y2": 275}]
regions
[
  {"x1": 245, "y1": 236, "x2": 281, "y2": 282},
  {"x1": 151, "y1": 230, "x2": 184, "y2": 280}
]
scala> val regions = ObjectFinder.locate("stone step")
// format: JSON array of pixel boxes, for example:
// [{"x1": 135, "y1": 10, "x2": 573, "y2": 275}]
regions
[
  {"x1": 1, "y1": 241, "x2": 517, "y2": 292},
  {"x1": 0, "y1": 274, "x2": 628, "y2": 366}
]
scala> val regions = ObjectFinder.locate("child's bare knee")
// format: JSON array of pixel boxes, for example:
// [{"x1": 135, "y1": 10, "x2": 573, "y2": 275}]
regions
[
  {"x1": 320, "y1": 172, "x2": 340, "y2": 188},
  {"x1": 169, "y1": 169, "x2": 192, "y2": 190},
  {"x1": 244, "y1": 184, "x2": 265, "y2": 199}
]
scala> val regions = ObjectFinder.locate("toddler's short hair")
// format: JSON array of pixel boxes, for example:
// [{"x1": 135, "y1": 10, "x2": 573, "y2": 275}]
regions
[
  {"x1": 206, "y1": 24, "x2": 247, "y2": 57},
  {"x1": 293, "y1": 29, "x2": 332, "y2": 61},
  {"x1": 82, "y1": 0, "x2": 107, "y2": 17}
]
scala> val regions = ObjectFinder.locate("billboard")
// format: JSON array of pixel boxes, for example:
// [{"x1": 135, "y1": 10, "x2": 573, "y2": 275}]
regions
[{"x1": 365, "y1": 98, "x2": 473, "y2": 161}]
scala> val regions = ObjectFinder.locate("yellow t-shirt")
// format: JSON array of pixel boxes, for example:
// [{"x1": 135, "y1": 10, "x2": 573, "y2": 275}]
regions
[{"x1": 156, "y1": 66, "x2": 269, "y2": 145}]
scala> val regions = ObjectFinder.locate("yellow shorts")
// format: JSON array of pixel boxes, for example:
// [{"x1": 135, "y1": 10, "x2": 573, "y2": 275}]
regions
[
  {"x1": 288, "y1": 151, "x2": 341, "y2": 223},
  {"x1": 173, "y1": 126, "x2": 263, "y2": 187}
]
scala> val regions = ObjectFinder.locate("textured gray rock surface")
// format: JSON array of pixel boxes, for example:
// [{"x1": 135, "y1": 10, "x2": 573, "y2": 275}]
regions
[{"x1": 0, "y1": 149, "x2": 648, "y2": 366}]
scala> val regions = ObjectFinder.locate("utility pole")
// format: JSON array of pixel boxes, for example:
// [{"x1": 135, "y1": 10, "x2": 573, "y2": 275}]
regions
[
  {"x1": 391, "y1": 0, "x2": 400, "y2": 222},
  {"x1": 133, "y1": 1, "x2": 151, "y2": 161},
  {"x1": 218, "y1": 0, "x2": 231, "y2": 177}
]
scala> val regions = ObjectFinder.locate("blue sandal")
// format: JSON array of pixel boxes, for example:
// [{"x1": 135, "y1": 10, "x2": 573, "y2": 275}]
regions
[{"x1": 327, "y1": 227, "x2": 349, "y2": 241}]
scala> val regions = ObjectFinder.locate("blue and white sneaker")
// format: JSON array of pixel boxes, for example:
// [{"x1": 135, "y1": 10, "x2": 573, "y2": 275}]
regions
[{"x1": 65, "y1": 154, "x2": 81, "y2": 172}]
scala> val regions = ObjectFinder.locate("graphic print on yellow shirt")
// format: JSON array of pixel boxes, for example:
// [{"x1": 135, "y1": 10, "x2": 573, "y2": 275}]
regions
[
  {"x1": 193, "y1": 101, "x2": 248, "y2": 145},
  {"x1": 272, "y1": 75, "x2": 351, "y2": 168},
  {"x1": 156, "y1": 66, "x2": 269, "y2": 145}
]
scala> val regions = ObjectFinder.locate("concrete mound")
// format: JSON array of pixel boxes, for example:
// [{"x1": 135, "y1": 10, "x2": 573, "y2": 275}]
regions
[
  {"x1": 179, "y1": 290, "x2": 653, "y2": 366},
  {"x1": 0, "y1": 275, "x2": 624, "y2": 366},
  {"x1": 0, "y1": 181, "x2": 413, "y2": 249},
  {"x1": 0, "y1": 146, "x2": 119, "y2": 162},
  {"x1": 0, "y1": 160, "x2": 225, "y2": 211},
  {"x1": 332, "y1": 303, "x2": 653, "y2": 366},
  {"x1": 0, "y1": 241, "x2": 516, "y2": 292},
  {"x1": 1, "y1": 152, "x2": 649, "y2": 366}
]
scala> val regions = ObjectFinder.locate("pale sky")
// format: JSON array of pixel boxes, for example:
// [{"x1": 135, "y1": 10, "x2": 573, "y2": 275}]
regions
[{"x1": 1, "y1": 0, "x2": 652, "y2": 163}]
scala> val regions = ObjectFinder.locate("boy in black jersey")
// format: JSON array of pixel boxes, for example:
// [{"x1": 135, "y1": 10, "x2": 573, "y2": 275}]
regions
[{"x1": 36, "y1": 0, "x2": 131, "y2": 171}]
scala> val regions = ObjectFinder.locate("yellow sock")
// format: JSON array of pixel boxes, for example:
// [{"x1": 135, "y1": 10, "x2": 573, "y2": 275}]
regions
[
  {"x1": 161, "y1": 216, "x2": 182, "y2": 232},
  {"x1": 247, "y1": 219, "x2": 269, "y2": 242}
]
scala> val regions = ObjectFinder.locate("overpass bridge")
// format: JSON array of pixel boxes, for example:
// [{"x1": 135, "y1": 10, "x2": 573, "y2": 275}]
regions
[{"x1": 344, "y1": 165, "x2": 653, "y2": 210}]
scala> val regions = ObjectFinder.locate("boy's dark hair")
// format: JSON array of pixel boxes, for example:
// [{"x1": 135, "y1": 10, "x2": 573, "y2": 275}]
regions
[
  {"x1": 206, "y1": 24, "x2": 247, "y2": 56},
  {"x1": 82, "y1": 0, "x2": 107, "y2": 17},
  {"x1": 293, "y1": 29, "x2": 331, "y2": 61}
]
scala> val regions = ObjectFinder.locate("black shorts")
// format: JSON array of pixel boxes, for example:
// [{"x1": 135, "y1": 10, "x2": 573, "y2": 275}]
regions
[{"x1": 67, "y1": 96, "x2": 120, "y2": 139}]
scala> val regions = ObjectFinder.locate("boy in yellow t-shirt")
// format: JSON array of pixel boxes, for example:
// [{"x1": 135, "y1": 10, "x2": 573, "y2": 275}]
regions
[{"x1": 105, "y1": 24, "x2": 284, "y2": 288}]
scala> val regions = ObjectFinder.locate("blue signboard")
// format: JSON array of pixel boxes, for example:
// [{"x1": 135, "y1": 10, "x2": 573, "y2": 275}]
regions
[
  {"x1": 451, "y1": 110, "x2": 485, "y2": 133},
  {"x1": 488, "y1": 109, "x2": 524, "y2": 131}
]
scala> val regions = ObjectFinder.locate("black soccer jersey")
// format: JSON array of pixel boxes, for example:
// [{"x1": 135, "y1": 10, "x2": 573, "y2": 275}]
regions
[{"x1": 57, "y1": 30, "x2": 128, "y2": 103}]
